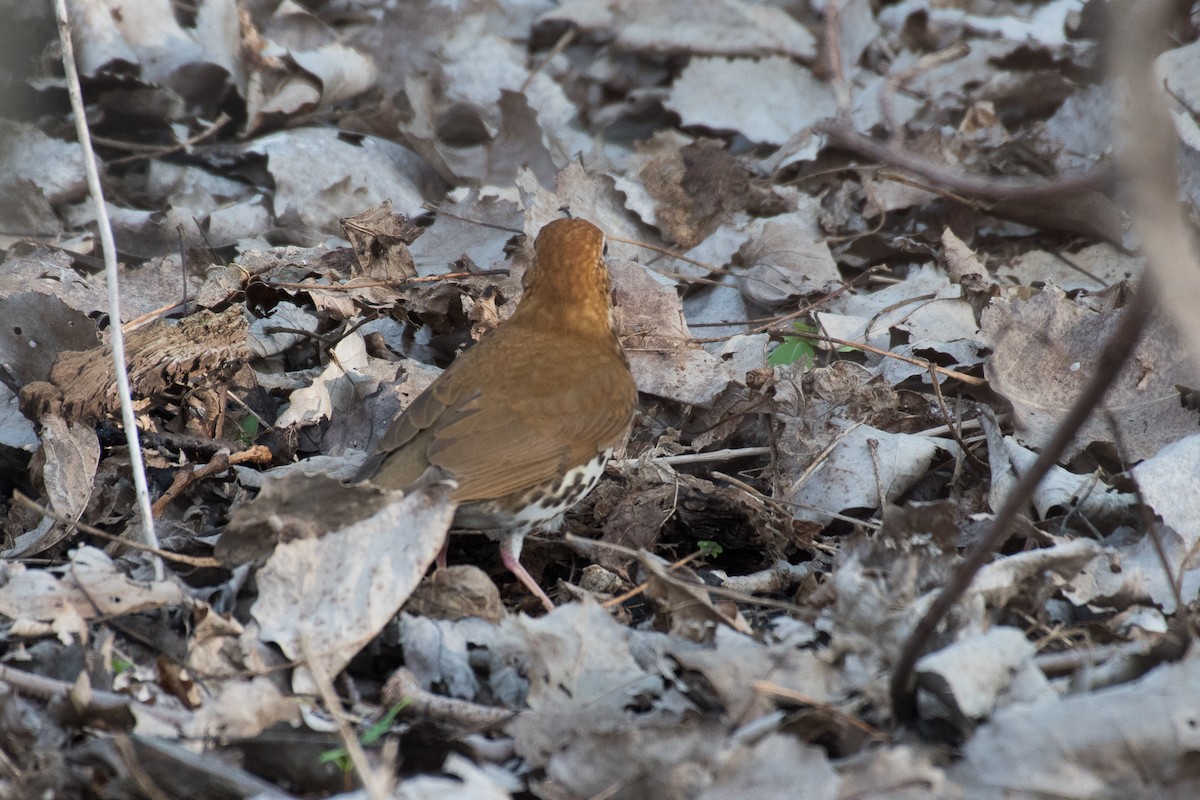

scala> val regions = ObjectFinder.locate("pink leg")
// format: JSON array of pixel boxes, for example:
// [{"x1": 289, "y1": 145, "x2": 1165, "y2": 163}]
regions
[
  {"x1": 435, "y1": 537, "x2": 448, "y2": 571},
  {"x1": 499, "y1": 534, "x2": 554, "y2": 612}
]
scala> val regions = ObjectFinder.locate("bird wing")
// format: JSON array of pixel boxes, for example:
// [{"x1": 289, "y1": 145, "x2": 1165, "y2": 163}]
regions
[
  {"x1": 353, "y1": 370, "x2": 467, "y2": 486},
  {"x1": 357, "y1": 325, "x2": 636, "y2": 502},
  {"x1": 426, "y1": 370, "x2": 635, "y2": 501}
]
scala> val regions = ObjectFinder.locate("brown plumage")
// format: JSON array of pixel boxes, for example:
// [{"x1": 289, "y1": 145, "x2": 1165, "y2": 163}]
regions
[{"x1": 355, "y1": 218, "x2": 638, "y2": 610}]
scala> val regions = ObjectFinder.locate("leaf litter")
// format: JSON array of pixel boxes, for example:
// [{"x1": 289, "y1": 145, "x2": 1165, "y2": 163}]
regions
[{"x1": 2, "y1": 0, "x2": 1200, "y2": 798}]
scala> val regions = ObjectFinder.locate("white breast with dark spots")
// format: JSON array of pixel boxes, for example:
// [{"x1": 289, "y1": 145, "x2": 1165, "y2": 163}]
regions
[{"x1": 505, "y1": 448, "x2": 613, "y2": 536}]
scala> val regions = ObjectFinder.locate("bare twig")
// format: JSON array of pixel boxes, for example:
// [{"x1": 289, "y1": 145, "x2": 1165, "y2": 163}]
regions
[
  {"x1": 881, "y1": 42, "x2": 970, "y2": 137},
  {"x1": 54, "y1": 0, "x2": 161, "y2": 578},
  {"x1": 773, "y1": 330, "x2": 987, "y2": 387},
  {"x1": 889, "y1": 279, "x2": 1150, "y2": 721},
  {"x1": 304, "y1": 643, "x2": 391, "y2": 800},
  {"x1": 268, "y1": 269, "x2": 509, "y2": 292},
  {"x1": 95, "y1": 112, "x2": 231, "y2": 165},
  {"x1": 822, "y1": 0, "x2": 852, "y2": 111},
  {"x1": 754, "y1": 680, "x2": 886, "y2": 741},
  {"x1": 816, "y1": 118, "x2": 1114, "y2": 202},
  {"x1": 925, "y1": 363, "x2": 986, "y2": 468},
  {"x1": 609, "y1": 446, "x2": 771, "y2": 470},
  {"x1": 0, "y1": 663, "x2": 190, "y2": 729},
  {"x1": 382, "y1": 668, "x2": 515, "y2": 729},
  {"x1": 151, "y1": 447, "x2": 272, "y2": 518},
  {"x1": 13, "y1": 491, "x2": 221, "y2": 568},
  {"x1": 520, "y1": 26, "x2": 576, "y2": 94}
]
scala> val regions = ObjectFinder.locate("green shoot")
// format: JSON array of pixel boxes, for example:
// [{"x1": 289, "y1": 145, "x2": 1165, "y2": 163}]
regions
[{"x1": 319, "y1": 699, "x2": 410, "y2": 773}]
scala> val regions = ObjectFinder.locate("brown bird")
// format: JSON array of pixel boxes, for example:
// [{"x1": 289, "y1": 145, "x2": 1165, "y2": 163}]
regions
[{"x1": 355, "y1": 218, "x2": 638, "y2": 611}]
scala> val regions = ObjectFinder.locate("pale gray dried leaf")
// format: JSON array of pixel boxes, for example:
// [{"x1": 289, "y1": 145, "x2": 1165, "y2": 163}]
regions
[
  {"x1": 247, "y1": 128, "x2": 442, "y2": 234},
  {"x1": 826, "y1": 265, "x2": 963, "y2": 348},
  {"x1": 666, "y1": 626, "x2": 842, "y2": 723},
  {"x1": 837, "y1": 746, "x2": 950, "y2": 800},
  {"x1": 438, "y1": 21, "x2": 587, "y2": 160},
  {"x1": 998, "y1": 244, "x2": 1143, "y2": 291},
  {"x1": 0, "y1": 292, "x2": 99, "y2": 386},
  {"x1": 1063, "y1": 529, "x2": 1188, "y2": 615},
  {"x1": 982, "y1": 287, "x2": 1200, "y2": 461},
  {"x1": 1043, "y1": 83, "x2": 1113, "y2": 174},
  {"x1": 964, "y1": 0, "x2": 1081, "y2": 46},
  {"x1": 504, "y1": 602, "x2": 660, "y2": 714},
  {"x1": 1132, "y1": 434, "x2": 1200, "y2": 552},
  {"x1": 274, "y1": 332, "x2": 369, "y2": 428},
  {"x1": 206, "y1": 197, "x2": 273, "y2": 249},
  {"x1": 0, "y1": 547, "x2": 184, "y2": 639},
  {"x1": 862, "y1": 172, "x2": 941, "y2": 217},
  {"x1": 666, "y1": 57, "x2": 837, "y2": 145},
  {"x1": 246, "y1": 303, "x2": 318, "y2": 359},
  {"x1": 4, "y1": 415, "x2": 100, "y2": 558},
  {"x1": 0, "y1": 383, "x2": 36, "y2": 450},
  {"x1": 0, "y1": 120, "x2": 87, "y2": 206},
  {"x1": 104, "y1": 204, "x2": 218, "y2": 260},
  {"x1": 40, "y1": 416, "x2": 100, "y2": 521},
  {"x1": 990, "y1": 435, "x2": 1134, "y2": 524},
  {"x1": 969, "y1": 538, "x2": 1103, "y2": 611},
  {"x1": 952, "y1": 649, "x2": 1200, "y2": 797},
  {"x1": 411, "y1": 191, "x2": 523, "y2": 277},
  {"x1": 683, "y1": 278, "x2": 752, "y2": 350},
  {"x1": 847, "y1": 68, "x2": 925, "y2": 134},
  {"x1": 916, "y1": 627, "x2": 1049, "y2": 734},
  {"x1": 393, "y1": 753, "x2": 518, "y2": 800},
  {"x1": 288, "y1": 43, "x2": 375, "y2": 107},
  {"x1": 398, "y1": 614, "x2": 498, "y2": 700},
  {"x1": 827, "y1": 541, "x2": 969, "y2": 704},
  {"x1": 0, "y1": 249, "x2": 105, "y2": 314},
  {"x1": 544, "y1": 0, "x2": 817, "y2": 60},
  {"x1": 405, "y1": 83, "x2": 559, "y2": 188},
  {"x1": 252, "y1": 479, "x2": 456, "y2": 695},
  {"x1": 66, "y1": 0, "x2": 239, "y2": 103},
  {"x1": 145, "y1": 160, "x2": 252, "y2": 204},
  {"x1": 902, "y1": 39, "x2": 1021, "y2": 107},
  {"x1": 517, "y1": 162, "x2": 662, "y2": 263},
  {"x1": 782, "y1": 418, "x2": 958, "y2": 524},
  {"x1": 1158, "y1": 40, "x2": 1200, "y2": 149},
  {"x1": 941, "y1": 227, "x2": 987, "y2": 282},
  {"x1": 538, "y1": 722, "x2": 725, "y2": 800},
  {"x1": 611, "y1": 260, "x2": 735, "y2": 407},
  {"x1": 323, "y1": 355, "x2": 443, "y2": 462},
  {"x1": 818, "y1": 264, "x2": 986, "y2": 383},
  {"x1": 716, "y1": 333, "x2": 770, "y2": 379},
  {"x1": 831, "y1": 0, "x2": 880, "y2": 77},
  {"x1": 734, "y1": 211, "x2": 841, "y2": 306},
  {"x1": 698, "y1": 735, "x2": 839, "y2": 800}
]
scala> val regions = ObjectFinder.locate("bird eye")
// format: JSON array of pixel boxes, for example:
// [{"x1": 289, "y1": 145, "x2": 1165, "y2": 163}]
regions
[{"x1": 602, "y1": 242, "x2": 609, "y2": 257}]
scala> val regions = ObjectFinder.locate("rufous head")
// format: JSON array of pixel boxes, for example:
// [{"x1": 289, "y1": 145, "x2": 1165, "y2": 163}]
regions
[{"x1": 516, "y1": 218, "x2": 613, "y2": 328}]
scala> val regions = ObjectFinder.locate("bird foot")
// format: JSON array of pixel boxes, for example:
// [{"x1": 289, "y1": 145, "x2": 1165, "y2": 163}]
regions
[{"x1": 499, "y1": 546, "x2": 555, "y2": 612}]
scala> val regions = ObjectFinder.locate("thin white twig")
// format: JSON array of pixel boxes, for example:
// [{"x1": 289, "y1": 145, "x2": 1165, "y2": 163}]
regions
[
  {"x1": 54, "y1": 0, "x2": 161, "y2": 578},
  {"x1": 610, "y1": 446, "x2": 772, "y2": 469},
  {"x1": 304, "y1": 643, "x2": 391, "y2": 800}
]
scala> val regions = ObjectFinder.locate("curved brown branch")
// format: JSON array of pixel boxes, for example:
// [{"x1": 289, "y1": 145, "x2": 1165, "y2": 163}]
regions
[
  {"x1": 816, "y1": 118, "x2": 1115, "y2": 202},
  {"x1": 889, "y1": 281, "x2": 1151, "y2": 721}
]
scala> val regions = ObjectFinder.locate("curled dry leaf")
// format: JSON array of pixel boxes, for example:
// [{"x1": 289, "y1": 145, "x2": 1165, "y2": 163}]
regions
[{"x1": 0, "y1": 547, "x2": 184, "y2": 639}]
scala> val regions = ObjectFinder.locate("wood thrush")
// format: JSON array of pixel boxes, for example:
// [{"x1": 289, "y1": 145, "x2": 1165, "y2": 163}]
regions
[{"x1": 355, "y1": 218, "x2": 637, "y2": 610}]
